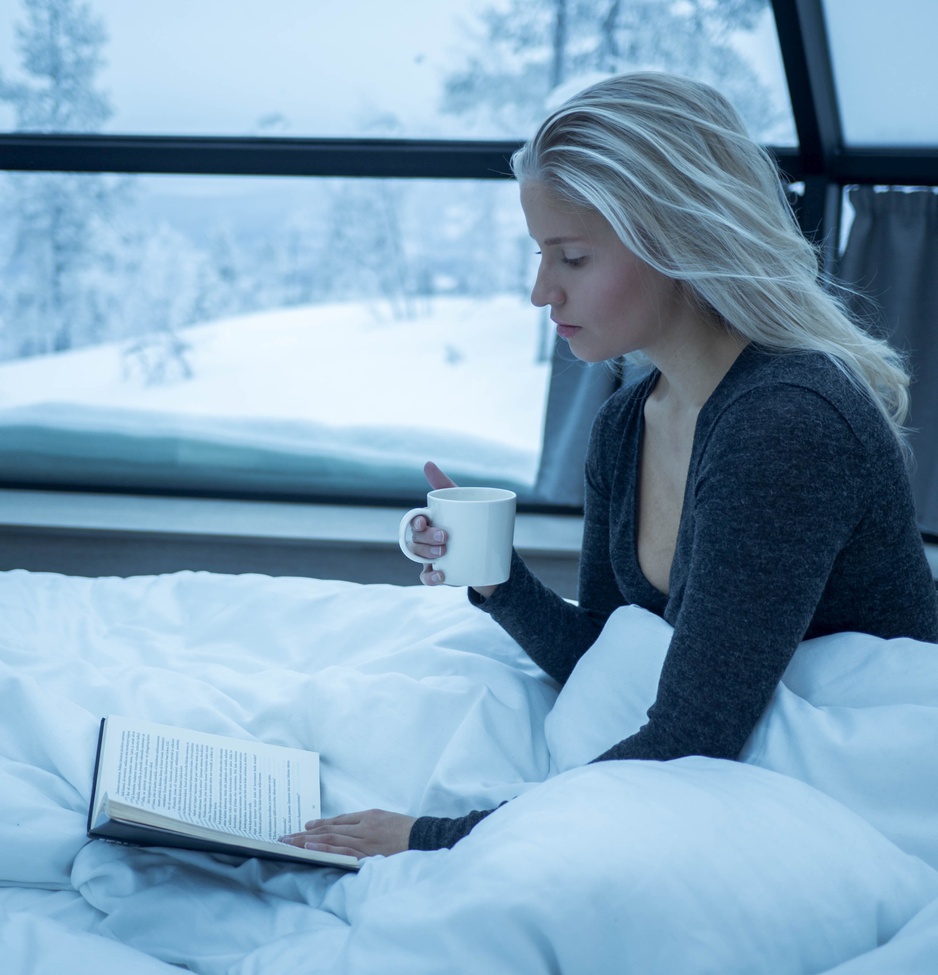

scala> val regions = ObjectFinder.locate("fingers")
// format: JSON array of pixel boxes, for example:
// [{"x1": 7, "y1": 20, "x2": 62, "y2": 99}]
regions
[
  {"x1": 279, "y1": 810, "x2": 416, "y2": 859},
  {"x1": 304, "y1": 812, "x2": 362, "y2": 828},
  {"x1": 420, "y1": 566, "x2": 445, "y2": 587},
  {"x1": 410, "y1": 462, "x2": 454, "y2": 586},
  {"x1": 279, "y1": 821, "x2": 363, "y2": 858},
  {"x1": 409, "y1": 514, "x2": 447, "y2": 564},
  {"x1": 408, "y1": 515, "x2": 446, "y2": 585},
  {"x1": 282, "y1": 831, "x2": 361, "y2": 859},
  {"x1": 424, "y1": 460, "x2": 457, "y2": 491}
]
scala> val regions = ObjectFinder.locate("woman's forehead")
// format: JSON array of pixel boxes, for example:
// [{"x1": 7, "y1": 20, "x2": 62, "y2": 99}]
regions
[{"x1": 520, "y1": 182, "x2": 609, "y2": 242}]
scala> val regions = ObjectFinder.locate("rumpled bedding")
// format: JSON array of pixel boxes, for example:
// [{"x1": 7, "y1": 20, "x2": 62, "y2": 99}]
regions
[{"x1": 0, "y1": 569, "x2": 936, "y2": 974}]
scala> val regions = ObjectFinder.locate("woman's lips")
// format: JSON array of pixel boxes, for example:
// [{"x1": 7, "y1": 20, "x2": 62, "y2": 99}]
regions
[{"x1": 555, "y1": 323, "x2": 582, "y2": 339}]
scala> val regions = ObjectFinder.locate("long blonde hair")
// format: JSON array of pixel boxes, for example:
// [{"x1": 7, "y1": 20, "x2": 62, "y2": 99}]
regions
[{"x1": 511, "y1": 72, "x2": 911, "y2": 451}]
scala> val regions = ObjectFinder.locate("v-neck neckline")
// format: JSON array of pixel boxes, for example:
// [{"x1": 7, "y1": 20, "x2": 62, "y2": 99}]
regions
[{"x1": 629, "y1": 345, "x2": 759, "y2": 600}]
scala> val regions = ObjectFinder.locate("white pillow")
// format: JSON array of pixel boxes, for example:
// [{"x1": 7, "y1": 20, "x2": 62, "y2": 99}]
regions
[
  {"x1": 327, "y1": 760, "x2": 938, "y2": 975},
  {"x1": 543, "y1": 604, "x2": 938, "y2": 870},
  {"x1": 543, "y1": 604, "x2": 669, "y2": 773}
]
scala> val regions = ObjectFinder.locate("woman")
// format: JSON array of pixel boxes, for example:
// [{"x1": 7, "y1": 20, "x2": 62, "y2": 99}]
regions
[{"x1": 281, "y1": 72, "x2": 938, "y2": 860}]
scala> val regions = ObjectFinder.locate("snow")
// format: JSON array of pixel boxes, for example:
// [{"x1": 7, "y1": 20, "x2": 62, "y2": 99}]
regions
[{"x1": 0, "y1": 294, "x2": 552, "y2": 498}]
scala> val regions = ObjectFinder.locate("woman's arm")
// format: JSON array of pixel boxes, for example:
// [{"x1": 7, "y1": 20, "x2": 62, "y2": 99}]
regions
[
  {"x1": 593, "y1": 385, "x2": 873, "y2": 764},
  {"x1": 396, "y1": 397, "x2": 636, "y2": 850},
  {"x1": 469, "y1": 401, "x2": 632, "y2": 684}
]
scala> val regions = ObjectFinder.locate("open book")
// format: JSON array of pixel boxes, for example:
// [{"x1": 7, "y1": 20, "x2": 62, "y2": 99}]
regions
[{"x1": 87, "y1": 715, "x2": 360, "y2": 871}]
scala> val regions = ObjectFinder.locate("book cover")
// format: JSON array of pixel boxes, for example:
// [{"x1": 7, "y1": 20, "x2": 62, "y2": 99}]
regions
[{"x1": 88, "y1": 715, "x2": 359, "y2": 871}]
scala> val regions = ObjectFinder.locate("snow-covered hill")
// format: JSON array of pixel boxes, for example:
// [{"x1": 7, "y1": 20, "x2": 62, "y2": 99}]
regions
[{"x1": 0, "y1": 295, "x2": 552, "y2": 499}]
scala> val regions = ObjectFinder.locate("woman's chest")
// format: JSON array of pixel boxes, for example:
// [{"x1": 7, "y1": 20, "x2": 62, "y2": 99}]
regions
[
  {"x1": 599, "y1": 388, "x2": 699, "y2": 610},
  {"x1": 636, "y1": 420, "x2": 695, "y2": 595}
]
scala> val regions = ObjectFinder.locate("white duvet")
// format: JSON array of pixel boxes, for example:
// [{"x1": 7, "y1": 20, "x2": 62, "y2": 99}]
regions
[{"x1": 0, "y1": 568, "x2": 937, "y2": 974}]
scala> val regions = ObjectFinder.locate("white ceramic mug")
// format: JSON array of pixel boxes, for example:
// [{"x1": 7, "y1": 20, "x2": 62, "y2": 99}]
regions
[{"x1": 398, "y1": 487, "x2": 517, "y2": 587}]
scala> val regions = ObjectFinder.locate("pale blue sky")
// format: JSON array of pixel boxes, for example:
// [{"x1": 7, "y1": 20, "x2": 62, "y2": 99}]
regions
[
  {"x1": 824, "y1": 0, "x2": 938, "y2": 144},
  {"x1": 0, "y1": 0, "x2": 465, "y2": 136},
  {"x1": 0, "y1": 0, "x2": 796, "y2": 140}
]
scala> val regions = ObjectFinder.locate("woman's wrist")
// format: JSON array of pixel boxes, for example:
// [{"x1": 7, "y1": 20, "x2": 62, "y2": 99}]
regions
[{"x1": 471, "y1": 584, "x2": 499, "y2": 600}]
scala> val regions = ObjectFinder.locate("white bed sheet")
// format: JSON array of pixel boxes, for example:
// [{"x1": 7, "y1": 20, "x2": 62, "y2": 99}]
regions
[{"x1": 0, "y1": 569, "x2": 936, "y2": 974}]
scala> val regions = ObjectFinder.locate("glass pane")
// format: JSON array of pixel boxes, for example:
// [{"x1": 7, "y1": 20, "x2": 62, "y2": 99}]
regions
[
  {"x1": 823, "y1": 0, "x2": 938, "y2": 145},
  {"x1": 0, "y1": 0, "x2": 795, "y2": 143},
  {"x1": 0, "y1": 172, "x2": 549, "y2": 500}
]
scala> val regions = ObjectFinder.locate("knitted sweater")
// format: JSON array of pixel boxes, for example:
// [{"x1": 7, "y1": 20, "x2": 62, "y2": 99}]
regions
[{"x1": 409, "y1": 346, "x2": 938, "y2": 851}]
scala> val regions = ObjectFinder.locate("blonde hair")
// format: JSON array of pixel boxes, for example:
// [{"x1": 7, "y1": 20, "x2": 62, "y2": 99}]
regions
[{"x1": 511, "y1": 72, "x2": 911, "y2": 451}]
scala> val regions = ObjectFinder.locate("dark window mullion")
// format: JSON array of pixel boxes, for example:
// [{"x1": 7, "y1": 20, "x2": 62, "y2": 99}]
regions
[
  {"x1": 831, "y1": 147, "x2": 938, "y2": 186},
  {"x1": 1, "y1": 133, "x2": 809, "y2": 182},
  {"x1": 770, "y1": 0, "x2": 842, "y2": 176},
  {"x1": 0, "y1": 133, "x2": 524, "y2": 179}
]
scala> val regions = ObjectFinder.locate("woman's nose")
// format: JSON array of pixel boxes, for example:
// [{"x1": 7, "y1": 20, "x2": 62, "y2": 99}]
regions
[{"x1": 530, "y1": 267, "x2": 563, "y2": 309}]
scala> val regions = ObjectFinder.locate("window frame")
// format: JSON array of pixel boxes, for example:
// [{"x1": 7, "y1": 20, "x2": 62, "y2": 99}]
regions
[
  {"x1": 2, "y1": 0, "x2": 938, "y2": 512},
  {"x1": 771, "y1": 0, "x2": 938, "y2": 271}
]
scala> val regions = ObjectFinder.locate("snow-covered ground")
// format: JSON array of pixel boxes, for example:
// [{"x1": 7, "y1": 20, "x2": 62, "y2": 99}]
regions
[{"x1": 0, "y1": 295, "x2": 552, "y2": 498}]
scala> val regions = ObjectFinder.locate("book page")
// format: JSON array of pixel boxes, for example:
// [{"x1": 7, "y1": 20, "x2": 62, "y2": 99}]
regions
[{"x1": 97, "y1": 716, "x2": 320, "y2": 842}]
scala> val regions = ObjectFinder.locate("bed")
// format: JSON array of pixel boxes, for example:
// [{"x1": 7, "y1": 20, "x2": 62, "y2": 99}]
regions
[{"x1": 1, "y1": 567, "x2": 937, "y2": 974}]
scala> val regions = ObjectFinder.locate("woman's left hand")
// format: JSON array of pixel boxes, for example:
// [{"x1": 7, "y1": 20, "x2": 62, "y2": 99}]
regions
[{"x1": 279, "y1": 809, "x2": 416, "y2": 860}]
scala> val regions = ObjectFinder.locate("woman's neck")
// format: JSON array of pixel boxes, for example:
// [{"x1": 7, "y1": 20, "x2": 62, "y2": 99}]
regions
[{"x1": 645, "y1": 320, "x2": 749, "y2": 416}]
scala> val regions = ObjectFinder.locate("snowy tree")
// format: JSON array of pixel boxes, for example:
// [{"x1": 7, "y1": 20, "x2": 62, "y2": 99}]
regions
[
  {"x1": 0, "y1": 0, "x2": 110, "y2": 131},
  {"x1": 261, "y1": 212, "x2": 329, "y2": 309},
  {"x1": 196, "y1": 223, "x2": 253, "y2": 321},
  {"x1": 106, "y1": 220, "x2": 202, "y2": 384},
  {"x1": 442, "y1": 0, "x2": 781, "y2": 361},
  {"x1": 441, "y1": 0, "x2": 781, "y2": 141},
  {"x1": 320, "y1": 180, "x2": 424, "y2": 321},
  {"x1": 311, "y1": 110, "x2": 433, "y2": 321},
  {"x1": 0, "y1": 0, "x2": 127, "y2": 359}
]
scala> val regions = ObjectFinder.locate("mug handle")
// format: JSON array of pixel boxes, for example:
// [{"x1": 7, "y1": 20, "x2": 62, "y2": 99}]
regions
[{"x1": 398, "y1": 506, "x2": 433, "y2": 564}]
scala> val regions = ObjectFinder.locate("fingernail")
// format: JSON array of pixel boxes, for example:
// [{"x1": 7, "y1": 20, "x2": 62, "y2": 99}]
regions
[
  {"x1": 429, "y1": 571, "x2": 443, "y2": 584},
  {"x1": 432, "y1": 530, "x2": 444, "y2": 542},
  {"x1": 431, "y1": 546, "x2": 442, "y2": 557}
]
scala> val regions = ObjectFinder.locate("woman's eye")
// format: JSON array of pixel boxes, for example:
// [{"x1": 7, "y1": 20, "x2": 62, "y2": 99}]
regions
[{"x1": 533, "y1": 250, "x2": 586, "y2": 267}]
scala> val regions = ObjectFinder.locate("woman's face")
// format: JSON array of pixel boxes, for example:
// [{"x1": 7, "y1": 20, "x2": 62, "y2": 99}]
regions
[{"x1": 521, "y1": 182, "x2": 682, "y2": 363}]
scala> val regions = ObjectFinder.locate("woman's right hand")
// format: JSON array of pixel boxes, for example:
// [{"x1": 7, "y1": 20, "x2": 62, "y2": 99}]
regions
[
  {"x1": 412, "y1": 462, "x2": 498, "y2": 599},
  {"x1": 411, "y1": 461, "x2": 457, "y2": 587}
]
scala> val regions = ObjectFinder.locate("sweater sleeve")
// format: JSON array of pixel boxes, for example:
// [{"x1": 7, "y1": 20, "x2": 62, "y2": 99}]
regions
[
  {"x1": 593, "y1": 384, "x2": 873, "y2": 763},
  {"x1": 407, "y1": 545, "x2": 604, "y2": 849},
  {"x1": 408, "y1": 805, "x2": 506, "y2": 851},
  {"x1": 407, "y1": 394, "x2": 636, "y2": 851},
  {"x1": 465, "y1": 393, "x2": 633, "y2": 684}
]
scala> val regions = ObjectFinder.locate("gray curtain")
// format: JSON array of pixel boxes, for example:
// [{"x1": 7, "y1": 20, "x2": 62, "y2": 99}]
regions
[
  {"x1": 837, "y1": 187, "x2": 938, "y2": 535},
  {"x1": 533, "y1": 340, "x2": 620, "y2": 506},
  {"x1": 533, "y1": 186, "x2": 938, "y2": 530}
]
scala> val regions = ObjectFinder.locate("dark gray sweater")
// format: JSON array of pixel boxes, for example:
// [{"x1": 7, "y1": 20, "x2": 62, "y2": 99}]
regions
[{"x1": 409, "y1": 346, "x2": 938, "y2": 851}]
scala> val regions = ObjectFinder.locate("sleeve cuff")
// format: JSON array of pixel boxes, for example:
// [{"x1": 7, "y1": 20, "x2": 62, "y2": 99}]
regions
[
  {"x1": 408, "y1": 806, "x2": 502, "y2": 850},
  {"x1": 466, "y1": 549, "x2": 527, "y2": 612}
]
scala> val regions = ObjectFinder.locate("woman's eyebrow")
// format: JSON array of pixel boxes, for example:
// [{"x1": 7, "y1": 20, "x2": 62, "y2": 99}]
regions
[{"x1": 540, "y1": 235, "x2": 588, "y2": 246}]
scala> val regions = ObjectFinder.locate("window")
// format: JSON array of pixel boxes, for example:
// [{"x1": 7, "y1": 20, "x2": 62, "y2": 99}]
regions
[
  {"x1": 0, "y1": 0, "x2": 795, "y2": 506},
  {"x1": 822, "y1": 0, "x2": 938, "y2": 146},
  {"x1": 0, "y1": 172, "x2": 547, "y2": 500}
]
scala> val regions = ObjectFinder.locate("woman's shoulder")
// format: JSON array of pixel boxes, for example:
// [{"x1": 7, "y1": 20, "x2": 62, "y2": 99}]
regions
[
  {"x1": 584, "y1": 366, "x2": 658, "y2": 488},
  {"x1": 688, "y1": 350, "x2": 906, "y2": 534},
  {"x1": 720, "y1": 345, "x2": 852, "y2": 401},
  {"x1": 707, "y1": 346, "x2": 894, "y2": 455},
  {"x1": 593, "y1": 364, "x2": 658, "y2": 431}
]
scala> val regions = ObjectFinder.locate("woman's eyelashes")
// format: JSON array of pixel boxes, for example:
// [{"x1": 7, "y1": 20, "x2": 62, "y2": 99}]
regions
[{"x1": 535, "y1": 250, "x2": 588, "y2": 267}]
